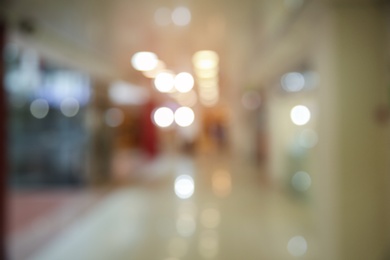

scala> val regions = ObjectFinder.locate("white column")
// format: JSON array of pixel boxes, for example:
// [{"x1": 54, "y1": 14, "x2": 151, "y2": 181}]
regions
[{"x1": 316, "y1": 3, "x2": 389, "y2": 259}]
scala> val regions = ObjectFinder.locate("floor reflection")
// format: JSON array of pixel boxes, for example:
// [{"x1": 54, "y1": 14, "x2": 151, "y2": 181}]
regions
[{"x1": 18, "y1": 153, "x2": 315, "y2": 260}]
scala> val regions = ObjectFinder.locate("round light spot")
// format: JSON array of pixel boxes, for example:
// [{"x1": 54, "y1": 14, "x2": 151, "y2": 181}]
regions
[
  {"x1": 195, "y1": 68, "x2": 218, "y2": 78},
  {"x1": 281, "y1": 72, "x2": 305, "y2": 92},
  {"x1": 171, "y1": 7, "x2": 191, "y2": 26},
  {"x1": 60, "y1": 97, "x2": 79, "y2": 117},
  {"x1": 154, "y1": 72, "x2": 175, "y2": 93},
  {"x1": 131, "y1": 52, "x2": 158, "y2": 71},
  {"x1": 291, "y1": 171, "x2": 312, "y2": 192},
  {"x1": 174, "y1": 107, "x2": 195, "y2": 127},
  {"x1": 152, "y1": 107, "x2": 174, "y2": 128},
  {"x1": 290, "y1": 105, "x2": 311, "y2": 126},
  {"x1": 287, "y1": 236, "x2": 308, "y2": 257},
  {"x1": 30, "y1": 99, "x2": 49, "y2": 119},
  {"x1": 105, "y1": 108, "x2": 125, "y2": 127},
  {"x1": 174, "y1": 72, "x2": 194, "y2": 93},
  {"x1": 174, "y1": 175, "x2": 194, "y2": 199},
  {"x1": 154, "y1": 7, "x2": 171, "y2": 26}
]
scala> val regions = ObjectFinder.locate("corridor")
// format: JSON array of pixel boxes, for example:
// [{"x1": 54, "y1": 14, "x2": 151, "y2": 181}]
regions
[
  {"x1": 2, "y1": 0, "x2": 390, "y2": 259},
  {"x1": 26, "y1": 153, "x2": 314, "y2": 260}
]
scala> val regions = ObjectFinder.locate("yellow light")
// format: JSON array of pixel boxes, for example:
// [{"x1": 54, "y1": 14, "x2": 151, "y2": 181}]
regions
[
  {"x1": 193, "y1": 50, "x2": 219, "y2": 69},
  {"x1": 193, "y1": 50, "x2": 220, "y2": 107},
  {"x1": 197, "y1": 77, "x2": 218, "y2": 86},
  {"x1": 195, "y1": 68, "x2": 219, "y2": 78}
]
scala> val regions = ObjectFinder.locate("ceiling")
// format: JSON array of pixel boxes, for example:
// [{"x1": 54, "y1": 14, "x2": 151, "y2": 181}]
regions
[{"x1": 2, "y1": 0, "x2": 307, "y2": 98}]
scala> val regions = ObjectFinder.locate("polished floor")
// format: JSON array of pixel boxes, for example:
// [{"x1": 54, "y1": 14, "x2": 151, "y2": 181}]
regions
[{"x1": 10, "y1": 152, "x2": 316, "y2": 260}]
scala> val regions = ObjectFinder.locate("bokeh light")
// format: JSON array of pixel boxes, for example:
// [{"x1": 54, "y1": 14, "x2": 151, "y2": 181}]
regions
[
  {"x1": 105, "y1": 108, "x2": 125, "y2": 127},
  {"x1": 152, "y1": 107, "x2": 174, "y2": 128},
  {"x1": 174, "y1": 72, "x2": 194, "y2": 93},
  {"x1": 174, "y1": 175, "x2": 195, "y2": 199},
  {"x1": 281, "y1": 72, "x2": 305, "y2": 92},
  {"x1": 30, "y1": 99, "x2": 49, "y2": 119},
  {"x1": 287, "y1": 236, "x2": 308, "y2": 257},
  {"x1": 290, "y1": 105, "x2": 311, "y2": 126},
  {"x1": 193, "y1": 50, "x2": 219, "y2": 107},
  {"x1": 154, "y1": 71, "x2": 175, "y2": 93},
  {"x1": 171, "y1": 7, "x2": 191, "y2": 26},
  {"x1": 174, "y1": 107, "x2": 195, "y2": 127},
  {"x1": 131, "y1": 52, "x2": 158, "y2": 71},
  {"x1": 291, "y1": 171, "x2": 312, "y2": 192},
  {"x1": 193, "y1": 51, "x2": 219, "y2": 69},
  {"x1": 194, "y1": 68, "x2": 218, "y2": 78},
  {"x1": 60, "y1": 97, "x2": 79, "y2": 117}
]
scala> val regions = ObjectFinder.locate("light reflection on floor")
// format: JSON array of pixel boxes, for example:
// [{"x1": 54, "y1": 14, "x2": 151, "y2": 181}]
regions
[{"x1": 29, "y1": 153, "x2": 315, "y2": 260}]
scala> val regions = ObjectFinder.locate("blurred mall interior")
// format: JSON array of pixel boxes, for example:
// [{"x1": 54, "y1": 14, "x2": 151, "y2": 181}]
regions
[{"x1": 0, "y1": 0, "x2": 390, "y2": 259}]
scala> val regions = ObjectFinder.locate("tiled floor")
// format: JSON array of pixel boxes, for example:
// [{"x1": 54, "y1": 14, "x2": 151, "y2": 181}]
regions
[
  {"x1": 11, "y1": 153, "x2": 316, "y2": 259},
  {"x1": 7, "y1": 189, "x2": 106, "y2": 260}
]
